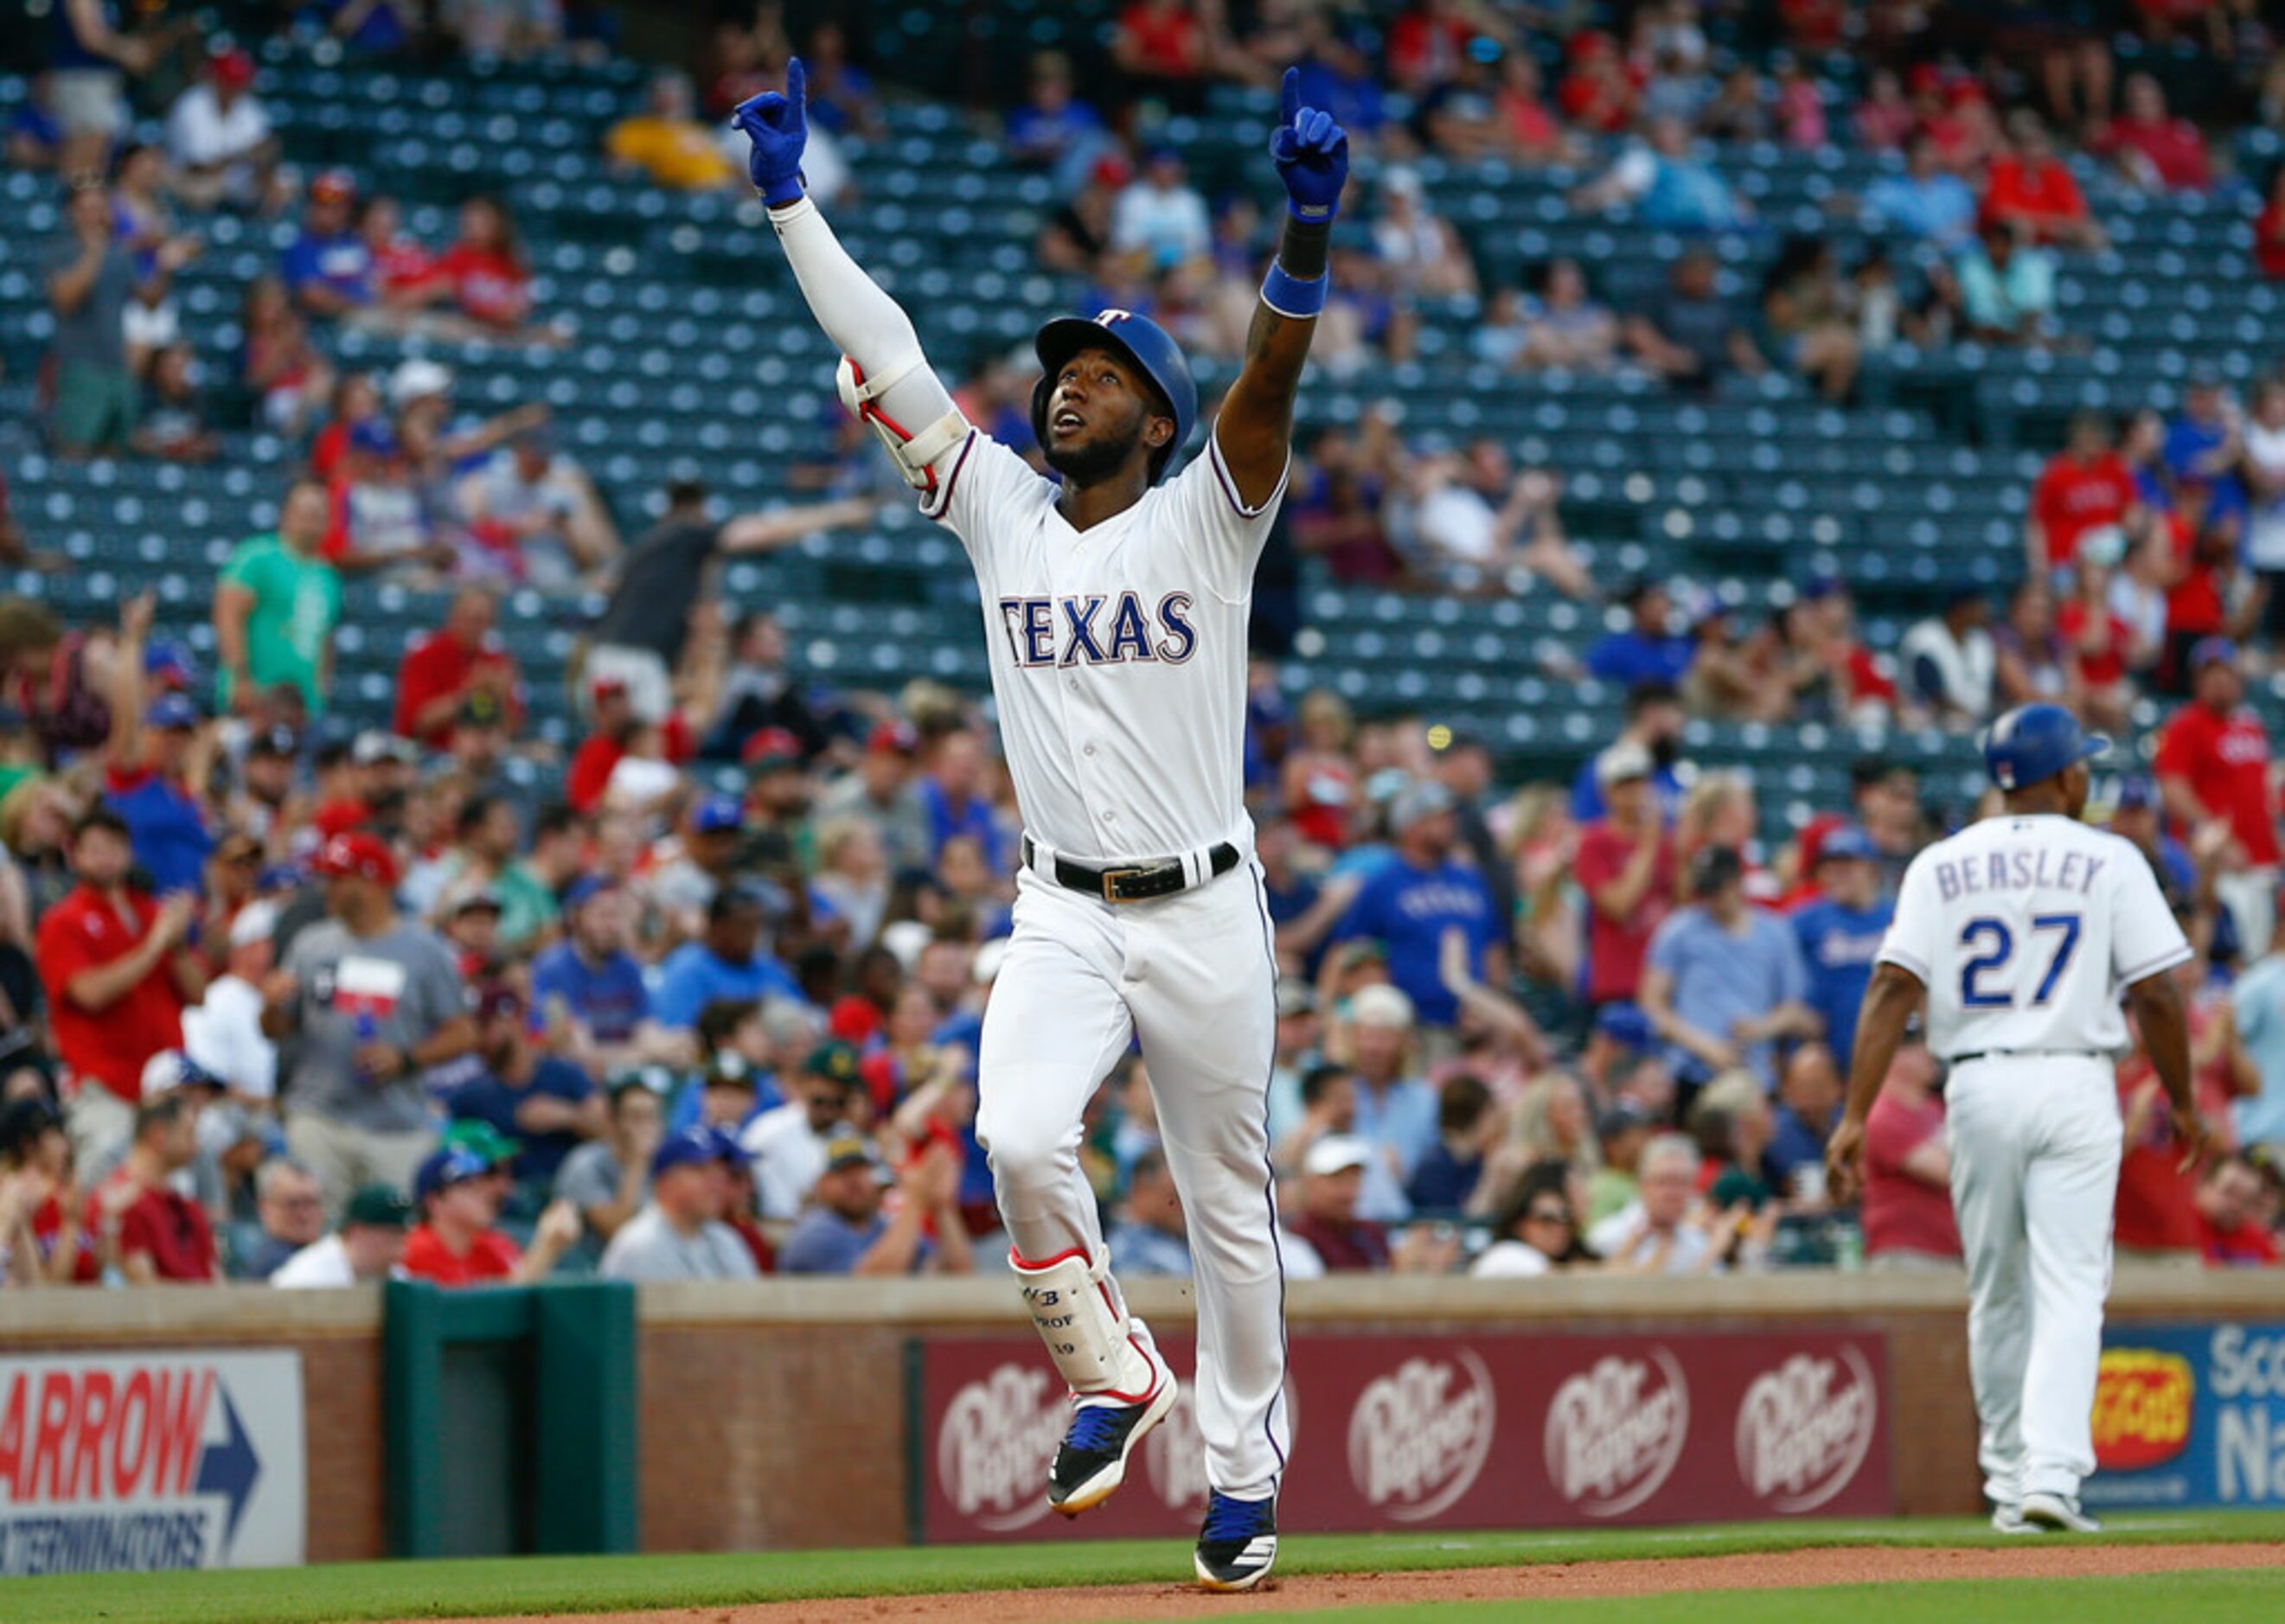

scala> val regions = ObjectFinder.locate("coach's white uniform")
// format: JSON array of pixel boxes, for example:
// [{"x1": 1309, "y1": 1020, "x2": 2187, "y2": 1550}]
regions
[
  {"x1": 1879, "y1": 813, "x2": 2189, "y2": 1508},
  {"x1": 926, "y1": 426, "x2": 1292, "y2": 1501}
]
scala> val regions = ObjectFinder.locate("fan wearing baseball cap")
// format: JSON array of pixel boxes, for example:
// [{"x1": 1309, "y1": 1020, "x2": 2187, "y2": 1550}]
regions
[
  {"x1": 35, "y1": 808, "x2": 199, "y2": 1173},
  {"x1": 272, "y1": 1182, "x2": 414, "y2": 1288},
  {"x1": 281, "y1": 168, "x2": 375, "y2": 320},
  {"x1": 400, "y1": 1144, "x2": 582, "y2": 1286},
  {"x1": 597, "y1": 1126, "x2": 759, "y2": 1281},
  {"x1": 169, "y1": 46, "x2": 277, "y2": 212},
  {"x1": 264, "y1": 831, "x2": 474, "y2": 1216}
]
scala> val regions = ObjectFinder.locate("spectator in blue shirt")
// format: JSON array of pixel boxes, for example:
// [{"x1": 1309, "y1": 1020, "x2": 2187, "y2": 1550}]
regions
[
  {"x1": 1104, "y1": 1147, "x2": 1192, "y2": 1277},
  {"x1": 530, "y1": 878, "x2": 683, "y2": 1072},
  {"x1": 1642, "y1": 846, "x2": 1818, "y2": 1090},
  {"x1": 1585, "y1": 579, "x2": 1694, "y2": 688},
  {"x1": 446, "y1": 984, "x2": 605, "y2": 1197},
  {"x1": 1405, "y1": 1073, "x2": 1494, "y2": 1215},
  {"x1": 1789, "y1": 825, "x2": 1893, "y2": 1067},
  {"x1": 1341, "y1": 983, "x2": 1439, "y2": 1223},
  {"x1": 2109, "y1": 775, "x2": 2196, "y2": 903},
  {"x1": 1330, "y1": 780, "x2": 1504, "y2": 1032},
  {"x1": 1571, "y1": 682, "x2": 1689, "y2": 822},
  {"x1": 1865, "y1": 135, "x2": 1976, "y2": 248},
  {"x1": 654, "y1": 886, "x2": 803, "y2": 1031},
  {"x1": 325, "y1": 0, "x2": 417, "y2": 54},
  {"x1": 279, "y1": 169, "x2": 374, "y2": 321},
  {"x1": 778, "y1": 1135, "x2": 973, "y2": 1275},
  {"x1": 2163, "y1": 370, "x2": 2247, "y2": 508},
  {"x1": 1005, "y1": 50, "x2": 1117, "y2": 195},
  {"x1": 1763, "y1": 1041, "x2": 1843, "y2": 1197},
  {"x1": 918, "y1": 730, "x2": 1003, "y2": 872}
]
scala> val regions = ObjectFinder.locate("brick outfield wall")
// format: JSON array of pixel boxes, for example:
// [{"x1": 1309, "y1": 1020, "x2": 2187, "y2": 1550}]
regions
[{"x1": 0, "y1": 1274, "x2": 2263, "y2": 1560}]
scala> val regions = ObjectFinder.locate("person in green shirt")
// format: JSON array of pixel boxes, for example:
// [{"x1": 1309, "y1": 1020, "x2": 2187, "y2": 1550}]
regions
[{"x1": 212, "y1": 477, "x2": 342, "y2": 713}]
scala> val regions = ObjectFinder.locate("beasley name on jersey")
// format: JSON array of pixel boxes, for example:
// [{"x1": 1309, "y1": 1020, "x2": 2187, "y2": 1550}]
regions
[{"x1": 1878, "y1": 812, "x2": 2190, "y2": 1060}]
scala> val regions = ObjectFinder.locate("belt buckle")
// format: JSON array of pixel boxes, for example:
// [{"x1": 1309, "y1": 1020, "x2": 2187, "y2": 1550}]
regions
[{"x1": 1098, "y1": 867, "x2": 1145, "y2": 904}]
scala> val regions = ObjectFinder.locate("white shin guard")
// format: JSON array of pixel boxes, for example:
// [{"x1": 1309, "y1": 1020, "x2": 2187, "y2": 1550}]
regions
[{"x1": 1013, "y1": 1247, "x2": 1161, "y2": 1402}]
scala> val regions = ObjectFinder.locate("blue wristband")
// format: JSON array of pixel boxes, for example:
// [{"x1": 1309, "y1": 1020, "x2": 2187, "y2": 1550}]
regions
[
  {"x1": 1262, "y1": 263, "x2": 1328, "y2": 319},
  {"x1": 761, "y1": 171, "x2": 805, "y2": 208}
]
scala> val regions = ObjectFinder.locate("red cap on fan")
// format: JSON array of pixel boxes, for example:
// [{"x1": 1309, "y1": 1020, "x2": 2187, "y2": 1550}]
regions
[{"x1": 311, "y1": 832, "x2": 399, "y2": 887}]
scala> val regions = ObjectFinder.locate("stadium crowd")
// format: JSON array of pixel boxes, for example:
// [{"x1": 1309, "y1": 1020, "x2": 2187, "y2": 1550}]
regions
[{"x1": 3, "y1": 1, "x2": 2284, "y2": 1289}]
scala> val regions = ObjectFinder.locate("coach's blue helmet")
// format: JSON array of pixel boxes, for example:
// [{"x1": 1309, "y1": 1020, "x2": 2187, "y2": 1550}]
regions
[
  {"x1": 1983, "y1": 702, "x2": 2110, "y2": 791},
  {"x1": 1032, "y1": 310, "x2": 1197, "y2": 483}
]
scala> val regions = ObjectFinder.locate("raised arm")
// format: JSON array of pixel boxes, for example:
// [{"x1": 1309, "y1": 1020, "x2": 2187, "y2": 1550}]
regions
[
  {"x1": 735, "y1": 64, "x2": 968, "y2": 496},
  {"x1": 1218, "y1": 71, "x2": 1349, "y2": 508}
]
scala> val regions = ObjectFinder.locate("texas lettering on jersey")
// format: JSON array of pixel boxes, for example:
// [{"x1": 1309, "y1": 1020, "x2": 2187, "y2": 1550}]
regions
[{"x1": 996, "y1": 592, "x2": 1200, "y2": 668}]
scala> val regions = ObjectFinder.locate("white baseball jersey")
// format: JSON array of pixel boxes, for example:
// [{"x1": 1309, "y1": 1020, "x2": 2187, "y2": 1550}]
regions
[
  {"x1": 1878, "y1": 812, "x2": 2190, "y2": 1059},
  {"x1": 923, "y1": 425, "x2": 1286, "y2": 863}
]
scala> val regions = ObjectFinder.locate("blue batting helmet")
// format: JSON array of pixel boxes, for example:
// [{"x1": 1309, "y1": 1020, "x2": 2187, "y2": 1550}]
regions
[
  {"x1": 1982, "y1": 703, "x2": 2110, "y2": 791},
  {"x1": 1032, "y1": 310, "x2": 1197, "y2": 482}
]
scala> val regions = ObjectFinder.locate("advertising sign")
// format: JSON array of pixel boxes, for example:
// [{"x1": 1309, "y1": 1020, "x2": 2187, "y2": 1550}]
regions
[
  {"x1": 2086, "y1": 1321, "x2": 2285, "y2": 1509},
  {"x1": 0, "y1": 1351, "x2": 305, "y2": 1575},
  {"x1": 918, "y1": 1328, "x2": 1889, "y2": 1540}
]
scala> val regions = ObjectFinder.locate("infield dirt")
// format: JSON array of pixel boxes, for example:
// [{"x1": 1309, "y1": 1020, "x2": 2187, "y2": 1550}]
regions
[{"x1": 416, "y1": 1540, "x2": 2285, "y2": 1623}]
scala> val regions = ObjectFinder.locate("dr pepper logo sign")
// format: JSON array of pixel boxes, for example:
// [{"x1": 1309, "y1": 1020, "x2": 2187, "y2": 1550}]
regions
[{"x1": 2094, "y1": 1348, "x2": 2195, "y2": 1472}]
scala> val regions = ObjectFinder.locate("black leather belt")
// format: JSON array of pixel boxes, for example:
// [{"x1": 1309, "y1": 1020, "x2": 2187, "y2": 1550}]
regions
[
  {"x1": 1949, "y1": 1048, "x2": 2106, "y2": 1065},
  {"x1": 1022, "y1": 835, "x2": 1240, "y2": 904}
]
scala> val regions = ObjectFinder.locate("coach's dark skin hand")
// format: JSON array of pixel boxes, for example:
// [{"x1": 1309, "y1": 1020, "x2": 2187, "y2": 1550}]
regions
[{"x1": 1826, "y1": 960, "x2": 1924, "y2": 1205}]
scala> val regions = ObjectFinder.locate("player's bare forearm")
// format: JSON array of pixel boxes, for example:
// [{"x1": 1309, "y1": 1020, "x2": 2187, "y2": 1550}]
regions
[
  {"x1": 2124, "y1": 970, "x2": 2195, "y2": 1116},
  {"x1": 1219, "y1": 214, "x2": 1328, "y2": 502},
  {"x1": 1841, "y1": 962, "x2": 1923, "y2": 1124}
]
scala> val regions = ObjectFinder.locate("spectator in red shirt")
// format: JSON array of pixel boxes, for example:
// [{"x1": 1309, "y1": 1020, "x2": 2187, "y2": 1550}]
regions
[
  {"x1": 1572, "y1": 741, "x2": 1675, "y2": 1007},
  {"x1": 1859, "y1": 1039, "x2": 1962, "y2": 1269},
  {"x1": 2058, "y1": 553, "x2": 2140, "y2": 733},
  {"x1": 2029, "y1": 412, "x2": 2140, "y2": 578},
  {"x1": 565, "y1": 677, "x2": 697, "y2": 815},
  {"x1": 430, "y1": 196, "x2": 536, "y2": 336},
  {"x1": 1113, "y1": 0, "x2": 1207, "y2": 102},
  {"x1": 1386, "y1": 0, "x2": 1475, "y2": 96},
  {"x1": 400, "y1": 1143, "x2": 580, "y2": 1285},
  {"x1": 36, "y1": 808, "x2": 202, "y2": 1172},
  {"x1": 2195, "y1": 1154, "x2": 2282, "y2": 1266},
  {"x1": 1281, "y1": 1135, "x2": 1391, "y2": 1274},
  {"x1": 2155, "y1": 638, "x2": 2280, "y2": 952},
  {"x1": 0, "y1": 1096, "x2": 92, "y2": 1285},
  {"x1": 1557, "y1": 31, "x2": 1639, "y2": 134},
  {"x1": 2256, "y1": 169, "x2": 2285, "y2": 281},
  {"x1": 1981, "y1": 112, "x2": 2103, "y2": 250},
  {"x1": 355, "y1": 194, "x2": 438, "y2": 311},
  {"x1": 2096, "y1": 74, "x2": 2211, "y2": 192},
  {"x1": 393, "y1": 586, "x2": 525, "y2": 749},
  {"x1": 2115, "y1": 1061, "x2": 2205, "y2": 1262},
  {"x1": 84, "y1": 1093, "x2": 215, "y2": 1282}
]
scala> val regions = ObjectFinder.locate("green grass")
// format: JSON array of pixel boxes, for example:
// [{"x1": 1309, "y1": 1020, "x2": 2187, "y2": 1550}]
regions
[
  {"x1": 1, "y1": 1512, "x2": 2281, "y2": 1624},
  {"x1": 1241, "y1": 1571, "x2": 2285, "y2": 1624}
]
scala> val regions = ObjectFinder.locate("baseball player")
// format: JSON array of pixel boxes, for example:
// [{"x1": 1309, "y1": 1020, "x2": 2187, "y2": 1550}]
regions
[
  {"x1": 734, "y1": 64, "x2": 1347, "y2": 1589},
  {"x1": 1830, "y1": 703, "x2": 2210, "y2": 1533}
]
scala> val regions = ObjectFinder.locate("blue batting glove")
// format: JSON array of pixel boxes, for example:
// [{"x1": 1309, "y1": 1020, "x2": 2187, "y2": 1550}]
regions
[
  {"x1": 732, "y1": 57, "x2": 808, "y2": 207},
  {"x1": 1269, "y1": 67, "x2": 1347, "y2": 222}
]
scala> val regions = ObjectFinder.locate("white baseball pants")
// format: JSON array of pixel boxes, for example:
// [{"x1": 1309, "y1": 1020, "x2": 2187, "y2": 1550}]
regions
[
  {"x1": 975, "y1": 860, "x2": 1290, "y2": 1500},
  {"x1": 1944, "y1": 1053, "x2": 2121, "y2": 1506}
]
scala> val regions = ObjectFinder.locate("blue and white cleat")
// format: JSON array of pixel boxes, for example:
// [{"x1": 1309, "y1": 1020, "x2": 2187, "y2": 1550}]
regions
[
  {"x1": 1194, "y1": 1491, "x2": 1278, "y2": 1591},
  {"x1": 1046, "y1": 1373, "x2": 1176, "y2": 1517}
]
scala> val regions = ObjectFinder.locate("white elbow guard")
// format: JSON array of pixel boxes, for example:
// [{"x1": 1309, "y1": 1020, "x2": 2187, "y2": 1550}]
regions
[
  {"x1": 1012, "y1": 1246, "x2": 1158, "y2": 1400},
  {"x1": 836, "y1": 353, "x2": 968, "y2": 493}
]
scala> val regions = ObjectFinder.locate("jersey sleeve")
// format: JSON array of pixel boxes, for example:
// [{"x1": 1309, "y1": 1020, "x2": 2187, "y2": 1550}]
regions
[
  {"x1": 1876, "y1": 853, "x2": 1940, "y2": 987},
  {"x1": 918, "y1": 430, "x2": 1041, "y2": 575},
  {"x1": 2110, "y1": 847, "x2": 2193, "y2": 987},
  {"x1": 1159, "y1": 419, "x2": 1292, "y2": 598}
]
